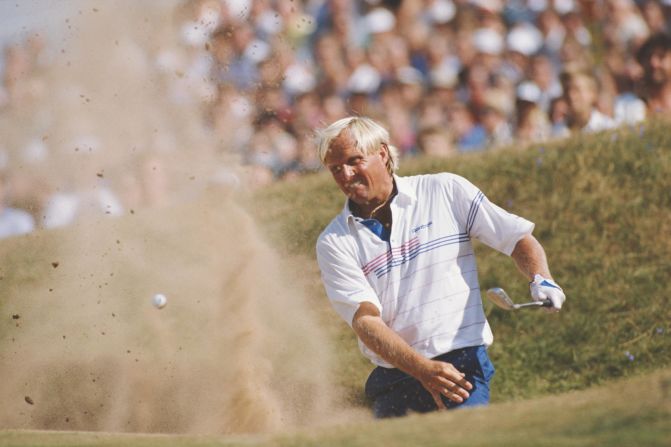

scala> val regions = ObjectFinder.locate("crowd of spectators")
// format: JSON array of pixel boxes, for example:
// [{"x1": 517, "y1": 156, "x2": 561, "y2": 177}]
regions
[
  {"x1": 173, "y1": 0, "x2": 671, "y2": 183},
  {"x1": 0, "y1": 0, "x2": 670, "y2": 238}
]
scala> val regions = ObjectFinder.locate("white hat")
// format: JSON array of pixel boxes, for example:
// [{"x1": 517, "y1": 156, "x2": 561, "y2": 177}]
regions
[
  {"x1": 347, "y1": 64, "x2": 381, "y2": 94},
  {"x1": 397, "y1": 66, "x2": 424, "y2": 85},
  {"x1": 553, "y1": 0, "x2": 576, "y2": 14},
  {"x1": 472, "y1": 28, "x2": 504, "y2": 55},
  {"x1": 527, "y1": 0, "x2": 549, "y2": 12},
  {"x1": 428, "y1": 0, "x2": 456, "y2": 24},
  {"x1": 365, "y1": 8, "x2": 396, "y2": 34},
  {"x1": 507, "y1": 23, "x2": 543, "y2": 56},
  {"x1": 223, "y1": 0, "x2": 251, "y2": 21},
  {"x1": 256, "y1": 10, "x2": 283, "y2": 35},
  {"x1": 283, "y1": 64, "x2": 317, "y2": 95},
  {"x1": 469, "y1": 0, "x2": 503, "y2": 13},
  {"x1": 429, "y1": 63, "x2": 459, "y2": 88},
  {"x1": 181, "y1": 21, "x2": 210, "y2": 47},
  {"x1": 243, "y1": 39, "x2": 271, "y2": 64},
  {"x1": 516, "y1": 81, "x2": 542, "y2": 103}
]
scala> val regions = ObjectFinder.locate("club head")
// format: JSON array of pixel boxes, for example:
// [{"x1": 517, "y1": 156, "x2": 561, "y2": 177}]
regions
[{"x1": 486, "y1": 287, "x2": 516, "y2": 310}]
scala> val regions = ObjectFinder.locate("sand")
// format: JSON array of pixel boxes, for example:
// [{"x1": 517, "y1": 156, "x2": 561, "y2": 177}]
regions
[{"x1": 0, "y1": 0, "x2": 366, "y2": 435}]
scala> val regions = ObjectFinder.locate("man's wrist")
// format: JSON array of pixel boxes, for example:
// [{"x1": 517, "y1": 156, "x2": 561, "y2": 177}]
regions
[
  {"x1": 531, "y1": 273, "x2": 552, "y2": 282},
  {"x1": 531, "y1": 274, "x2": 562, "y2": 290}
]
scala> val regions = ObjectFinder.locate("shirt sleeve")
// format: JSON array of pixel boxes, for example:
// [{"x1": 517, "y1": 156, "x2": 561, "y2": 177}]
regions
[
  {"x1": 316, "y1": 234, "x2": 382, "y2": 326},
  {"x1": 451, "y1": 174, "x2": 535, "y2": 255}
]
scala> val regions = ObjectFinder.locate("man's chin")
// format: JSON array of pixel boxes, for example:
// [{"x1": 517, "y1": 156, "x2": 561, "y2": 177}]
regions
[
  {"x1": 344, "y1": 187, "x2": 369, "y2": 202},
  {"x1": 347, "y1": 192, "x2": 372, "y2": 207}
]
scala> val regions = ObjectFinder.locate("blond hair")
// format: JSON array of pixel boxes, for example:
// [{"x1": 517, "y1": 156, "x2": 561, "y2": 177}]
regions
[
  {"x1": 317, "y1": 116, "x2": 399, "y2": 174},
  {"x1": 559, "y1": 67, "x2": 597, "y2": 93}
]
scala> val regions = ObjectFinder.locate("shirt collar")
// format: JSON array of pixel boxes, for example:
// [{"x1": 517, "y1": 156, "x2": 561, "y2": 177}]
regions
[{"x1": 393, "y1": 175, "x2": 416, "y2": 204}]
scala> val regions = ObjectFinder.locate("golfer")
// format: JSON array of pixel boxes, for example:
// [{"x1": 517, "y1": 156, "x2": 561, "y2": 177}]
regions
[{"x1": 315, "y1": 116, "x2": 565, "y2": 418}]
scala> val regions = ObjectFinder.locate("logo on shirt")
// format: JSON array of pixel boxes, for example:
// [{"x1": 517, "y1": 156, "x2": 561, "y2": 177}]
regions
[{"x1": 412, "y1": 221, "x2": 433, "y2": 233}]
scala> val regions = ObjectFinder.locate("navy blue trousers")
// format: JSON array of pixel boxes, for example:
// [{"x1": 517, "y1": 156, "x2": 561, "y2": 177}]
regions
[{"x1": 364, "y1": 345, "x2": 495, "y2": 418}]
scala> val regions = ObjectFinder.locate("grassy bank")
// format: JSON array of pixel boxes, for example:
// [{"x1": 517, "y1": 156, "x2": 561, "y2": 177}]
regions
[
  {"x1": 2, "y1": 369, "x2": 669, "y2": 446},
  {"x1": 253, "y1": 121, "x2": 671, "y2": 401}
]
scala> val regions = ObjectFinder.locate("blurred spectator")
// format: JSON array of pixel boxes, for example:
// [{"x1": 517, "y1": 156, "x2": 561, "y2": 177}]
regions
[
  {"x1": 209, "y1": 84, "x2": 254, "y2": 155},
  {"x1": 417, "y1": 94, "x2": 447, "y2": 130},
  {"x1": 536, "y1": 8, "x2": 566, "y2": 59},
  {"x1": 244, "y1": 111, "x2": 298, "y2": 180},
  {"x1": 480, "y1": 92, "x2": 513, "y2": 148},
  {"x1": 378, "y1": 78, "x2": 417, "y2": 156},
  {"x1": 292, "y1": 91, "x2": 325, "y2": 138},
  {"x1": 446, "y1": 102, "x2": 487, "y2": 152},
  {"x1": 515, "y1": 85, "x2": 551, "y2": 144},
  {"x1": 0, "y1": 173, "x2": 35, "y2": 239},
  {"x1": 397, "y1": 66, "x2": 425, "y2": 112},
  {"x1": 529, "y1": 54, "x2": 562, "y2": 113},
  {"x1": 416, "y1": 125, "x2": 456, "y2": 158},
  {"x1": 2, "y1": 37, "x2": 46, "y2": 108},
  {"x1": 636, "y1": 33, "x2": 671, "y2": 115},
  {"x1": 561, "y1": 11, "x2": 592, "y2": 48},
  {"x1": 604, "y1": 0, "x2": 650, "y2": 52},
  {"x1": 516, "y1": 106, "x2": 551, "y2": 143},
  {"x1": 604, "y1": 47, "x2": 647, "y2": 125},
  {"x1": 321, "y1": 94, "x2": 348, "y2": 124},
  {"x1": 41, "y1": 155, "x2": 124, "y2": 229},
  {"x1": 639, "y1": 0, "x2": 669, "y2": 35},
  {"x1": 548, "y1": 95, "x2": 570, "y2": 137},
  {"x1": 214, "y1": 23, "x2": 260, "y2": 92},
  {"x1": 559, "y1": 68, "x2": 616, "y2": 133}
]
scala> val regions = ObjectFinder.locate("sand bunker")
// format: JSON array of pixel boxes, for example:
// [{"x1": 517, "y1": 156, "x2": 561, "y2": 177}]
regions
[{"x1": 0, "y1": 194, "x2": 351, "y2": 434}]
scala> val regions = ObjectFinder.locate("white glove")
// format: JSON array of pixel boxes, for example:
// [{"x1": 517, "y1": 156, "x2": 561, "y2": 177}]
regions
[{"x1": 530, "y1": 274, "x2": 565, "y2": 310}]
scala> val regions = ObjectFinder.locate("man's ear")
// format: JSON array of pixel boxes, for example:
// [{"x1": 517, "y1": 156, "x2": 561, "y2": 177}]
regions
[{"x1": 380, "y1": 143, "x2": 390, "y2": 161}]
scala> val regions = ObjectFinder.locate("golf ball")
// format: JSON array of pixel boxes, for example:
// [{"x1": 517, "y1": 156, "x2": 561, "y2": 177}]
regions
[{"x1": 152, "y1": 293, "x2": 167, "y2": 309}]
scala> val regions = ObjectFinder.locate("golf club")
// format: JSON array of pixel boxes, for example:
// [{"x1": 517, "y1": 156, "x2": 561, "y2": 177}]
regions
[{"x1": 486, "y1": 287, "x2": 552, "y2": 310}]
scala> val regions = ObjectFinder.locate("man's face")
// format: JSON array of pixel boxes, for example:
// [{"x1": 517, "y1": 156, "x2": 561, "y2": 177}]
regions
[
  {"x1": 566, "y1": 76, "x2": 596, "y2": 117},
  {"x1": 647, "y1": 49, "x2": 671, "y2": 85},
  {"x1": 324, "y1": 130, "x2": 391, "y2": 207}
]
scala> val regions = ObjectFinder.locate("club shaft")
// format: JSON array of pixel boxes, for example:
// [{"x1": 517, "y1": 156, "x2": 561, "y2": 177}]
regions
[{"x1": 514, "y1": 299, "x2": 552, "y2": 309}]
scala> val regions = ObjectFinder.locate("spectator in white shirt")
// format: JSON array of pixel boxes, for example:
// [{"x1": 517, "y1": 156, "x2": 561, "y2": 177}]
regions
[{"x1": 560, "y1": 68, "x2": 617, "y2": 133}]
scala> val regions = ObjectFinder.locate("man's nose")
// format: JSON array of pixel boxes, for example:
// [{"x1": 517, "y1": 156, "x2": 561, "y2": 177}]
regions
[{"x1": 339, "y1": 164, "x2": 355, "y2": 179}]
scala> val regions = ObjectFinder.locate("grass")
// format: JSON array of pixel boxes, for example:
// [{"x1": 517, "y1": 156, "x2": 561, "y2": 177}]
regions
[{"x1": 2, "y1": 369, "x2": 670, "y2": 446}]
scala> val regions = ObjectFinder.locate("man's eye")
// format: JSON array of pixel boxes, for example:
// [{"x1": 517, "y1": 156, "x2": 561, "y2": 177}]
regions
[{"x1": 331, "y1": 165, "x2": 342, "y2": 173}]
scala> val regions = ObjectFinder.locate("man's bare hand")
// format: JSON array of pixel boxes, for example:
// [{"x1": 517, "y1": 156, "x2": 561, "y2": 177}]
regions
[
  {"x1": 352, "y1": 303, "x2": 473, "y2": 410},
  {"x1": 415, "y1": 359, "x2": 473, "y2": 410}
]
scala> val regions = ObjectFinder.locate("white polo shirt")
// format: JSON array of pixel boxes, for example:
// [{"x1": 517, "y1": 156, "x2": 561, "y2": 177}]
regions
[{"x1": 316, "y1": 173, "x2": 534, "y2": 367}]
